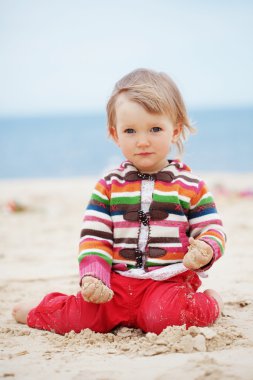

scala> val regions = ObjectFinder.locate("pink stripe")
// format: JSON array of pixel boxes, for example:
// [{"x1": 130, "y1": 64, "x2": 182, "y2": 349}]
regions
[
  {"x1": 79, "y1": 255, "x2": 111, "y2": 287},
  {"x1": 84, "y1": 215, "x2": 113, "y2": 228},
  {"x1": 196, "y1": 237, "x2": 222, "y2": 272},
  {"x1": 191, "y1": 219, "x2": 222, "y2": 229},
  {"x1": 173, "y1": 180, "x2": 198, "y2": 192},
  {"x1": 114, "y1": 221, "x2": 139, "y2": 228},
  {"x1": 80, "y1": 238, "x2": 112, "y2": 247},
  {"x1": 114, "y1": 220, "x2": 189, "y2": 229}
]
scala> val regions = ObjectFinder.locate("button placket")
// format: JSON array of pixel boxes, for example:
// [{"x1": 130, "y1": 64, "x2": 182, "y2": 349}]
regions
[{"x1": 135, "y1": 176, "x2": 154, "y2": 269}]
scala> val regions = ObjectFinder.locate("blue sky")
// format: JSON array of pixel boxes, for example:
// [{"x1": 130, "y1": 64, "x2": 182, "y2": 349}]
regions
[{"x1": 1, "y1": 0, "x2": 253, "y2": 116}]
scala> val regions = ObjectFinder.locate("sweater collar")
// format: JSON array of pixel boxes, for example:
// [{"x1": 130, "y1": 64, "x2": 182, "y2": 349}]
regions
[{"x1": 123, "y1": 160, "x2": 191, "y2": 182}]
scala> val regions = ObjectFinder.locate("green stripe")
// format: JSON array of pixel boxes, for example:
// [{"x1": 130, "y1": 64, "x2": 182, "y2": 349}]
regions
[
  {"x1": 180, "y1": 200, "x2": 190, "y2": 209},
  {"x1": 153, "y1": 193, "x2": 189, "y2": 209},
  {"x1": 78, "y1": 252, "x2": 113, "y2": 265},
  {"x1": 145, "y1": 261, "x2": 168, "y2": 267},
  {"x1": 110, "y1": 195, "x2": 140, "y2": 205},
  {"x1": 207, "y1": 236, "x2": 224, "y2": 254},
  {"x1": 92, "y1": 193, "x2": 109, "y2": 205},
  {"x1": 153, "y1": 194, "x2": 179, "y2": 203},
  {"x1": 197, "y1": 196, "x2": 214, "y2": 207},
  {"x1": 112, "y1": 261, "x2": 182, "y2": 269}
]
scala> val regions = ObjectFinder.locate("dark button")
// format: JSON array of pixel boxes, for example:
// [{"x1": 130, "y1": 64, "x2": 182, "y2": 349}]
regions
[
  {"x1": 119, "y1": 248, "x2": 136, "y2": 260},
  {"x1": 135, "y1": 248, "x2": 143, "y2": 268},
  {"x1": 148, "y1": 247, "x2": 167, "y2": 258},
  {"x1": 137, "y1": 172, "x2": 155, "y2": 181},
  {"x1": 138, "y1": 210, "x2": 150, "y2": 226}
]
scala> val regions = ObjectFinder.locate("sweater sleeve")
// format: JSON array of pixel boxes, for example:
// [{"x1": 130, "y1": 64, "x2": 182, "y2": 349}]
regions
[
  {"x1": 78, "y1": 178, "x2": 113, "y2": 287},
  {"x1": 188, "y1": 180, "x2": 226, "y2": 271}
]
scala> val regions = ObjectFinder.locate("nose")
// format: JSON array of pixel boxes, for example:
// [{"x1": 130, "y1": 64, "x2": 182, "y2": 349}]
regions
[{"x1": 136, "y1": 132, "x2": 150, "y2": 147}]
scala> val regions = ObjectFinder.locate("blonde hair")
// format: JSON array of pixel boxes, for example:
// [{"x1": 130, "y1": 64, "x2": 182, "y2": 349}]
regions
[{"x1": 106, "y1": 68, "x2": 195, "y2": 154}]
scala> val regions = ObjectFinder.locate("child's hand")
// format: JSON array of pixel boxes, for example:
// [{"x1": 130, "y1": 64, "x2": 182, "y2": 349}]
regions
[
  {"x1": 81, "y1": 276, "x2": 114, "y2": 304},
  {"x1": 183, "y1": 237, "x2": 213, "y2": 270}
]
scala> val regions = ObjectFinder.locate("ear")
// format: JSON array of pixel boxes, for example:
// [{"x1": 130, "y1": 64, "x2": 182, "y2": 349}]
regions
[
  {"x1": 172, "y1": 123, "x2": 182, "y2": 143},
  {"x1": 110, "y1": 126, "x2": 120, "y2": 146}
]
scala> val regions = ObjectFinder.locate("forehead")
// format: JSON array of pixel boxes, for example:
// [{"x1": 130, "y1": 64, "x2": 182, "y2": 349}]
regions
[
  {"x1": 115, "y1": 93, "x2": 133, "y2": 108},
  {"x1": 115, "y1": 94, "x2": 153, "y2": 118},
  {"x1": 114, "y1": 93, "x2": 173, "y2": 126},
  {"x1": 115, "y1": 93, "x2": 156, "y2": 115}
]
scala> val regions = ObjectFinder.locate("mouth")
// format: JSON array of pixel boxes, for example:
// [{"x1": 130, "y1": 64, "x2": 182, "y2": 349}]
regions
[{"x1": 136, "y1": 152, "x2": 153, "y2": 156}]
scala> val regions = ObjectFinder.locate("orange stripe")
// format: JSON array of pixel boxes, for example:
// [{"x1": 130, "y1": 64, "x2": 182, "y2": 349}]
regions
[
  {"x1": 155, "y1": 182, "x2": 195, "y2": 198},
  {"x1": 112, "y1": 182, "x2": 141, "y2": 192},
  {"x1": 198, "y1": 231, "x2": 225, "y2": 244},
  {"x1": 80, "y1": 240, "x2": 112, "y2": 255},
  {"x1": 95, "y1": 181, "x2": 110, "y2": 197}
]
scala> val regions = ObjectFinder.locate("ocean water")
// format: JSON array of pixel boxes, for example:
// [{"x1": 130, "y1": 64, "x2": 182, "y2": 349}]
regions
[{"x1": 0, "y1": 107, "x2": 252, "y2": 179}]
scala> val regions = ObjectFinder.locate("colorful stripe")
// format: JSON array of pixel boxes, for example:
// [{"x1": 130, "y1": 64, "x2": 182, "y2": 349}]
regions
[{"x1": 79, "y1": 160, "x2": 226, "y2": 273}]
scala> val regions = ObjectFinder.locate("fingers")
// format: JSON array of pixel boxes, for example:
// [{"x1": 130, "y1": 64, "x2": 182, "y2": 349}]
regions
[
  {"x1": 81, "y1": 276, "x2": 114, "y2": 304},
  {"x1": 183, "y1": 249, "x2": 200, "y2": 270},
  {"x1": 183, "y1": 238, "x2": 213, "y2": 269},
  {"x1": 95, "y1": 286, "x2": 113, "y2": 303},
  {"x1": 188, "y1": 237, "x2": 195, "y2": 245}
]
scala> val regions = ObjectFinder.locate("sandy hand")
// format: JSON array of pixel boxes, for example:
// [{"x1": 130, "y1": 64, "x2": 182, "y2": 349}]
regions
[
  {"x1": 183, "y1": 237, "x2": 213, "y2": 270},
  {"x1": 81, "y1": 276, "x2": 114, "y2": 304}
]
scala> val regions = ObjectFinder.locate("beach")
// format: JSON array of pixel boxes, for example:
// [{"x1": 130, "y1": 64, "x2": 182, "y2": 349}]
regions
[{"x1": 1, "y1": 173, "x2": 253, "y2": 380}]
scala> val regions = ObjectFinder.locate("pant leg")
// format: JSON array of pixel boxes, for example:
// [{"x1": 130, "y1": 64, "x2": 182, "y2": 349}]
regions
[
  {"x1": 136, "y1": 271, "x2": 220, "y2": 334},
  {"x1": 27, "y1": 273, "x2": 132, "y2": 335}
]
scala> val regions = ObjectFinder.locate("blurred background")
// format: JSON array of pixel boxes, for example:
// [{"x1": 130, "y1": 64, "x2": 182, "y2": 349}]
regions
[{"x1": 0, "y1": 0, "x2": 253, "y2": 178}]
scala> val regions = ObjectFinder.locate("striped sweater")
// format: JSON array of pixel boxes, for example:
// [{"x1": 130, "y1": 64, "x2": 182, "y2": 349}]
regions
[{"x1": 78, "y1": 160, "x2": 226, "y2": 287}]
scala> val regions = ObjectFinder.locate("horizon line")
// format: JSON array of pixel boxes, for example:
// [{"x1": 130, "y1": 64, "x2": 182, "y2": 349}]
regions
[{"x1": 0, "y1": 104, "x2": 253, "y2": 120}]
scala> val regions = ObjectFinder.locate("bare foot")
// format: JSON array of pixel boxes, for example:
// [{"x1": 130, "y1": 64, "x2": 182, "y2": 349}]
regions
[
  {"x1": 204, "y1": 289, "x2": 223, "y2": 317},
  {"x1": 12, "y1": 303, "x2": 35, "y2": 324}
]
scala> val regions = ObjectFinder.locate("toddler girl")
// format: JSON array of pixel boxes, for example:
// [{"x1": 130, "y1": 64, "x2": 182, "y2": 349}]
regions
[{"x1": 13, "y1": 68, "x2": 225, "y2": 335}]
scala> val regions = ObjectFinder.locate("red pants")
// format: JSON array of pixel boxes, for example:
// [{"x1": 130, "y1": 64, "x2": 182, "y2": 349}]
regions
[{"x1": 27, "y1": 271, "x2": 219, "y2": 335}]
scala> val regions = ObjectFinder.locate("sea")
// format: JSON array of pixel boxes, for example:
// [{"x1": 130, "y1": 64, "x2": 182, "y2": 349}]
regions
[{"x1": 0, "y1": 107, "x2": 252, "y2": 179}]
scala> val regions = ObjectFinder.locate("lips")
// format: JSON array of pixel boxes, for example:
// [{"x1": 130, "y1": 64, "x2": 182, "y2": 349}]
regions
[{"x1": 136, "y1": 152, "x2": 153, "y2": 156}]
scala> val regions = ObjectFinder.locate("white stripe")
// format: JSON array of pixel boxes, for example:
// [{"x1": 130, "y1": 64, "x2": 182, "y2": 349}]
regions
[
  {"x1": 114, "y1": 227, "x2": 139, "y2": 239},
  {"x1": 78, "y1": 249, "x2": 112, "y2": 259},
  {"x1": 111, "y1": 215, "x2": 128, "y2": 223},
  {"x1": 113, "y1": 258, "x2": 135, "y2": 265},
  {"x1": 111, "y1": 191, "x2": 140, "y2": 198},
  {"x1": 93, "y1": 189, "x2": 108, "y2": 200},
  {"x1": 190, "y1": 224, "x2": 225, "y2": 238},
  {"x1": 151, "y1": 225, "x2": 179, "y2": 237},
  {"x1": 175, "y1": 177, "x2": 199, "y2": 188},
  {"x1": 148, "y1": 242, "x2": 182, "y2": 248},
  {"x1": 189, "y1": 213, "x2": 220, "y2": 225},
  {"x1": 171, "y1": 167, "x2": 200, "y2": 182},
  {"x1": 81, "y1": 220, "x2": 112, "y2": 233},
  {"x1": 147, "y1": 258, "x2": 183, "y2": 264},
  {"x1": 85, "y1": 210, "x2": 111, "y2": 221},
  {"x1": 162, "y1": 214, "x2": 188, "y2": 222},
  {"x1": 107, "y1": 177, "x2": 125, "y2": 185},
  {"x1": 113, "y1": 243, "x2": 137, "y2": 248},
  {"x1": 80, "y1": 235, "x2": 113, "y2": 244}
]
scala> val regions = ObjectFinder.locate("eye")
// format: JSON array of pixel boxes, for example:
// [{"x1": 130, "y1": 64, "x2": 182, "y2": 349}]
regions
[
  {"x1": 124, "y1": 128, "x2": 135, "y2": 134},
  {"x1": 151, "y1": 126, "x2": 162, "y2": 133}
]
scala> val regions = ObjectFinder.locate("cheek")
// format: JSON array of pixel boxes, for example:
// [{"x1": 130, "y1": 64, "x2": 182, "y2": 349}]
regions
[
  {"x1": 155, "y1": 138, "x2": 170, "y2": 151},
  {"x1": 117, "y1": 137, "x2": 132, "y2": 152}
]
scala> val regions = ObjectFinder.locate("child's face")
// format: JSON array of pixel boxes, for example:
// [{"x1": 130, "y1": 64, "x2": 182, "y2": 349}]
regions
[{"x1": 111, "y1": 94, "x2": 181, "y2": 173}]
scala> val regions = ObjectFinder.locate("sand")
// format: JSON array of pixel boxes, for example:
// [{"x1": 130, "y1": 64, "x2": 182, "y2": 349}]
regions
[{"x1": 1, "y1": 173, "x2": 253, "y2": 380}]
